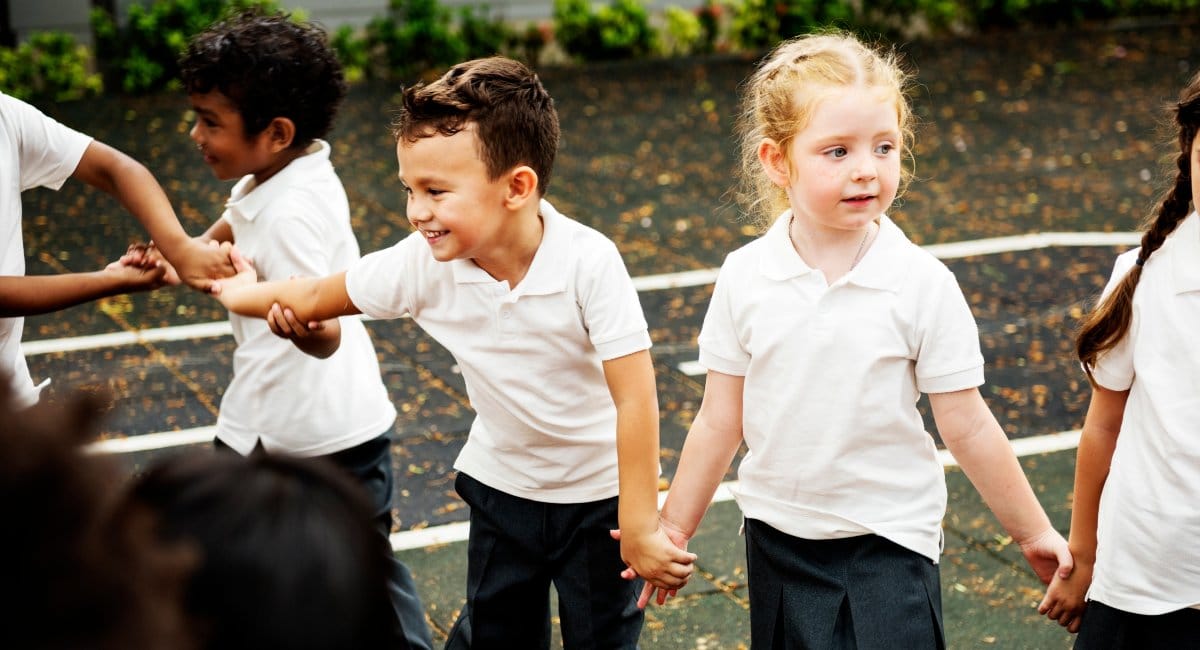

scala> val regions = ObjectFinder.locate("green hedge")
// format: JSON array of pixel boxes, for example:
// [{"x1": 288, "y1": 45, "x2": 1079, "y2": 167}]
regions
[{"x1": 4, "y1": 0, "x2": 1197, "y2": 101}]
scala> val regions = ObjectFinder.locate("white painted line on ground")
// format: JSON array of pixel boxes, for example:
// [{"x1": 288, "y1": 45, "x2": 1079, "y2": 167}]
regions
[
  {"x1": 22, "y1": 231, "x2": 1140, "y2": 359},
  {"x1": 85, "y1": 426, "x2": 217, "y2": 454},
  {"x1": 632, "y1": 267, "x2": 720, "y2": 291},
  {"x1": 922, "y1": 231, "x2": 1140, "y2": 259},
  {"x1": 390, "y1": 431, "x2": 1081, "y2": 552},
  {"x1": 22, "y1": 321, "x2": 233, "y2": 356}
]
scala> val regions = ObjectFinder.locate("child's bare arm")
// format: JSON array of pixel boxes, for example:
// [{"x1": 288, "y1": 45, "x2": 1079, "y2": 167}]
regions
[
  {"x1": 71, "y1": 140, "x2": 235, "y2": 290},
  {"x1": 931, "y1": 387, "x2": 1073, "y2": 585},
  {"x1": 605, "y1": 350, "x2": 697, "y2": 596},
  {"x1": 213, "y1": 248, "x2": 360, "y2": 323},
  {"x1": 0, "y1": 257, "x2": 169, "y2": 317},
  {"x1": 633, "y1": 369, "x2": 744, "y2": 607},
  {"x1": 1038, "y1": 386, "x2": 1127, "y2": 632}
]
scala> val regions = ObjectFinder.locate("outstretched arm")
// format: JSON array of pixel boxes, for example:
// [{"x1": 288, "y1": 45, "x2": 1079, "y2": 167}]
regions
[
  {"x1": 1039, "y1": 386, "x2": 1127, "y2": 633},
  {"x1": 72, "y1": 140, "x2": 234, "y2": 291},
  {"x1": 212, "y1": 248, "x2": 360, "y2": 322},
  {"x1": 606, "y1": 350, "x2": 697, "y2": 597},
  {"x1": 0, "y1": 258, "x2": 170, "y2": 317},
  {"x1": 931, "y1": 387, "x2": 1072, "y2": 585},
  {"x1": 633, "y1": 369, "x2": 745, "y2": 607}
]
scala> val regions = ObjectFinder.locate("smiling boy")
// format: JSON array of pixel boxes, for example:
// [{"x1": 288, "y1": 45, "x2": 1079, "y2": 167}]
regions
[
  {"x1": 171, "y1": 10, "x2": 432, "y2": 649},
  {"x1": 213, "y1": 56, "x2": 695, "y2": 648}
]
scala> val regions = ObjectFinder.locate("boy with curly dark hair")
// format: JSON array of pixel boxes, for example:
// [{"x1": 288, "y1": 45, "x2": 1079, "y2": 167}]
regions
[{"x1": 164, "y1": 9, "x2": 433, "y2": 648}]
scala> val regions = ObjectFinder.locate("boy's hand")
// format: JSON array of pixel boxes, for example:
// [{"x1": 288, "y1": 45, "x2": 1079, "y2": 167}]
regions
[
  {"x1": 1017, "y1": 526, "x2": 1073, "y2": 585},
  {"x1": 122, "y1": 241, "x2": 181, "y2": 286},
  {"x1": 209, "y1": 244, "x2": 257, "y2": 298},
  {"x1": 267, "y1": 302, "x2": 326, "y2": 340},
  {"x1": 609, "y1": 521, "x2": 696, "y2": 608},
  {"x1": 1038, "y1": 557, "x2": 1092, "y2": 633},
  {"x1": 172, "y1": 237, "x2": 237, "y2": 292},
  {"x1": 103, "y1": 256, "x2": 171, "y2": 292}
]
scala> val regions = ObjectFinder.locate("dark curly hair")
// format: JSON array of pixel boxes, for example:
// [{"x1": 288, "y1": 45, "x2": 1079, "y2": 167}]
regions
[
  {"x1": 395, "y1": 56, "x2": 560, "y2": 195},
  {"x1": 179, "y1": 9, "x2": 346, "y2": 146}
]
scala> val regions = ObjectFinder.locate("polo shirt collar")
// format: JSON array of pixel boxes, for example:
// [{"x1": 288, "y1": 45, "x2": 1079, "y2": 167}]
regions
[
  {"x1": 759, "y1": 210, "x2": 905, "y2": 292},
  {"x1": 1171, "y1": 211, "x2": 1200, "y2": 294},
  {"x1": 225, "y1": 140, "x2": 329, "y2": 223},
  {"x1": 450, "y1": 198, "x2": 570, "y2": 297}
]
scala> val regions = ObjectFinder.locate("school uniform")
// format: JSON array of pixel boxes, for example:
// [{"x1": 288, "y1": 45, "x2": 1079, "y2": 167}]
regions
[
  {"x1": 346, "y1": 199, "x2": 650, "y2": 648},
  {"x1": 699, "y1": 211, "x2": 985, "y2": 648},
  {"x1": 216, "y1": 140, "x2": 431, "y2": 650},
  {"x1": 0, "y1": 92, "x2": 92, "y2": 409},
  {"x1": 1075, "y1": 212, "x2": 1200, "y2": 648}
]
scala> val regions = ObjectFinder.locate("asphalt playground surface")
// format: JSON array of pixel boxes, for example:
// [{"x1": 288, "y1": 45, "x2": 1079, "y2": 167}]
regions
[{"x1": 21, "y1": 20, "x2": 1200, "y2": 647}]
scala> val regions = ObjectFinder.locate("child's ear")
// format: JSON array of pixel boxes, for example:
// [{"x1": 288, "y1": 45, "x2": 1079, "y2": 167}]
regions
[
  {"x1": 504, "y1": 165, "x2": 539, "y2": 207},
  {"x1": 265, "y1": 117, "x2": 297, "y2": 152},
  {"x1": 758, "y1": 138, "x2": 791, "y2": 187}
]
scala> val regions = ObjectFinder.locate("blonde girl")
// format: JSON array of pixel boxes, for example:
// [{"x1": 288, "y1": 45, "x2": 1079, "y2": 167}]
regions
[
  {"x1": 1038, "y1": 71, "x2": 1200, "y2": 648},
  {"x1": 642, "y1": 32, "x2": 1071, "y2": 647}
]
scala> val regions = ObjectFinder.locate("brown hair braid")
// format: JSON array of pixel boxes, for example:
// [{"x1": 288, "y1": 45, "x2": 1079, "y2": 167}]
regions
[{"x1": 1076, "y1": 70, "x2": 1200, "y2": 380}]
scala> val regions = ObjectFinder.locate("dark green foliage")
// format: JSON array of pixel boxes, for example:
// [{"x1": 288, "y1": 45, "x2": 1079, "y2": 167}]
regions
[
  {"x1": 365, "y1": 0, "x2": 466, "y2": 81},
  {"x1": 90, "y1": 0, "x2": 284, "y2": 94},
  {"x1": 0, "y1": 32, "x2": 102, "y2": 102},
  {"x1": 553, "y1": 0, "x2": 657, "y2": 61}
]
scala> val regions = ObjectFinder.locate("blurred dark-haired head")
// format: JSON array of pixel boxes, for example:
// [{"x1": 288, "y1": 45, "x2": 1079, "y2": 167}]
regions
[
  {"x1": 125, "y1": 451, "x2": 394, "y2": 650},
  {"x1": 0, "y1": 387, "x2": 195, "y2": 649}
]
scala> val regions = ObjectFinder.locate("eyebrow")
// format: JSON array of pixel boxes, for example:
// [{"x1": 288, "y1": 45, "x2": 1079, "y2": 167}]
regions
[{"x1": 192, "y1": 106, "x2": 220, "y2": 120}]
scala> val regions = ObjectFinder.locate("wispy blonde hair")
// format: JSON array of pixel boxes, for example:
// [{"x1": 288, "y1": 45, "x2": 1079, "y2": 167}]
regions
[{"x1": 734, "y1": 31, "x2": 914, "y2": 232}]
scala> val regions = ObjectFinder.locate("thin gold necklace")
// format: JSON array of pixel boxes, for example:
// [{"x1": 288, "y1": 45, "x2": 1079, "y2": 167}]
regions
[{"x1": 788, "y1": 215, "x2": 874, "y2": 271}]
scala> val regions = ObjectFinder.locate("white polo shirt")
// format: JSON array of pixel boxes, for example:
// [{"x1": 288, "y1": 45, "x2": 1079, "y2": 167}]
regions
[
  {"x1": 1088, "y1": 211, "x2": 1200, "y2": 615},
  {"x1": 346, "y1": 199, "x2": 651, "y2": 503},
  {"x1": 217, "y1": 140, "x2": 396, "y2": 456},
  {"x1": 699, "y1": 212, "x2": 984, "y2": 561},
  {"x1": 0, "y1": 92, "x2": 92, "y2": 409}
]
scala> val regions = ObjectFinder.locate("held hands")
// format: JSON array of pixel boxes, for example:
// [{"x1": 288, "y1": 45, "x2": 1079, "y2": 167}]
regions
[
  {"x1": 267, "y1": 302, "x2": 326, "y2": 341},
  {"x1": 111, "y1": 242, "x2": 179, "y2": 290},
  {"x1": 1038, "y1": 556, "x2": 1092, "y2": 633},
  {"x1": 103, "y1": 256, "x2": 172, "y2": 292},
  {"x1": 1017, "y1": 526, "x2": 1073, "y2": 586},
  {"x1": 174, "y1": 237, "x2": 238, "y2": 293},
  {"x1": 610, "y1": 518, "x2": 696, "y2": 608},
  {"x1": 209, "y1": 244, "x2": 257, "y2": 299}
]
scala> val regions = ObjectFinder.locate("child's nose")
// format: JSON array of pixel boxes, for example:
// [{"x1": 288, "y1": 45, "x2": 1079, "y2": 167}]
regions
[
  {"x1": 851, "y1": 154, "x2": 877, "y2": 181},
  {"x1": 405, "y1": 195, "x2": 430, "y2": 223}
]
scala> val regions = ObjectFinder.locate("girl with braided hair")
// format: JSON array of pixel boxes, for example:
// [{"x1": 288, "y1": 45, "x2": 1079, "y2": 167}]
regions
[{"x1": 1038, "y1": 70, "x2": 1200, "y2": 646}]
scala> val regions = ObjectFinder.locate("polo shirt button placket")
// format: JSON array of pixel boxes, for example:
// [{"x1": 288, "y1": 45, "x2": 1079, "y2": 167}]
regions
[
  {"x1": 810, "y1": 293, "x2": 835, "y2": 344},
  {"x1": 498, "y1": 303, "x2": 516, "y2": 335}
]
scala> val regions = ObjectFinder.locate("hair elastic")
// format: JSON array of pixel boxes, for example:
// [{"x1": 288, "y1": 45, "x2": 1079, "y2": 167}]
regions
[{"x1": 1135, "y1": 256, "x2": 1146, "y2": 266}]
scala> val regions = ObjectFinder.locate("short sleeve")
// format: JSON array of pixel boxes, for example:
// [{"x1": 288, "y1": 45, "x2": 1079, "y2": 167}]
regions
[
  {"x1": 914, "y1": 268, "x2": 985, "y2": 394},
  {"x1": 345, "y1": 233, "x2": 421, "y2": 320},
  {"x1": 697, "y1": 260, "x2": 750, "y2": 376},
  {"x1": 1090, "y1": 252, "x2": 1138, "y2": 391},
  {"x1": 1, "y1": 93, "x2": 92, "y2": 191},
  {"x1": 577, "y1": 239, "x2": 651, "y2": 360}
]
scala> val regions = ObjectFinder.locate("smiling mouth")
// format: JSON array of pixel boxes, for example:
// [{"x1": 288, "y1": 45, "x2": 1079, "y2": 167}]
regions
[
  {"x1": 844, "y1": 194, "x2": 875, "y2": 201},
  {"x1": 422, "y1": 229, "x2": 448, "y2": 239}
]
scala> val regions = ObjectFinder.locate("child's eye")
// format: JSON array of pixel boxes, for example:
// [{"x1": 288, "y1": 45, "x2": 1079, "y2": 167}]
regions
[
  {"x1": 875, "y1": 143, "x2": 895, "y2": 155},
  {"x1": 827, "y1": 147, "x2": 848, "y2": 158}
]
